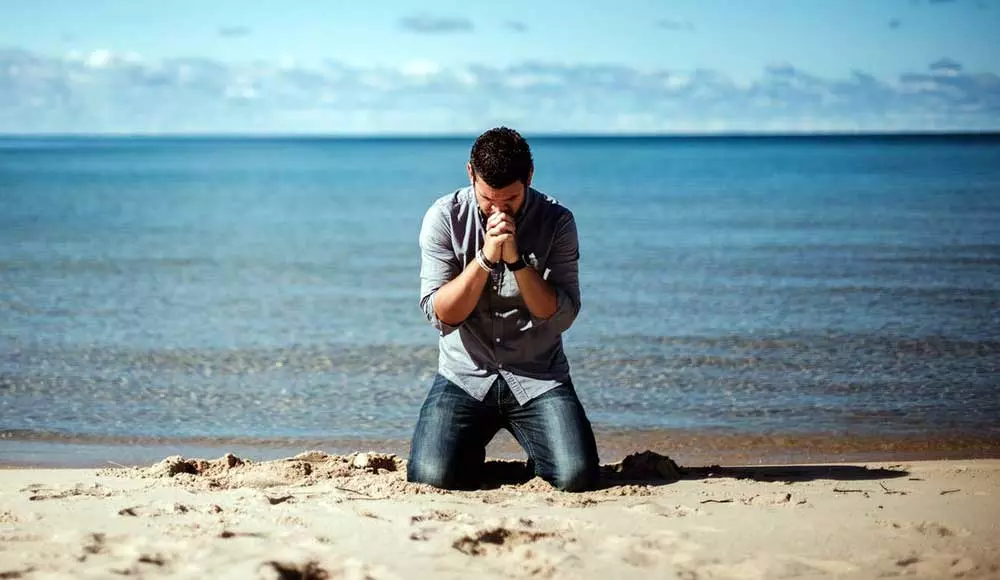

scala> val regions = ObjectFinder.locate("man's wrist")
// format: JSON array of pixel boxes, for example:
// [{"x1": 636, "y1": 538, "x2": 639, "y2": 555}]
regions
[
  {"x1": 476, "y1": 248, "x2": 496, "y2": 272},
  {"x1": 505, "y1": 253, "x2": 527, "y2": 271}
]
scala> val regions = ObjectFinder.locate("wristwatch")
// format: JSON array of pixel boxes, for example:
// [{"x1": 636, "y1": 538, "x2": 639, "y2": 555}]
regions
[{"x1": 505, "y1": 254, "x2": 528, "y2": 272}]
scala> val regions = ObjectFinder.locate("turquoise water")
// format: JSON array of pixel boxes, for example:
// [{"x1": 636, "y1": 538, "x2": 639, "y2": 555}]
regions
[{"x1": 2, "y1": 135, "x2": 999, "y2": 459}]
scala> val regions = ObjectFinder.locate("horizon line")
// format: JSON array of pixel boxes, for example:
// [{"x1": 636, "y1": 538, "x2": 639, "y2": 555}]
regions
[{"x1": 2, "y1": 129, "x2": 1000, "y2": 140}]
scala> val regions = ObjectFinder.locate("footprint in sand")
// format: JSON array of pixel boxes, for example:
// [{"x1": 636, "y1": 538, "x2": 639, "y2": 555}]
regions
[
  {"x1": 76, "y1": 532, "x2": 111, "y2": 561},
  {"x1": 408, "y1": 508, "x2": 478, "y2": 541},
  {"x1": 604, "y1": 531, "x2": 703, "y2": 569},
  {"x1": 0, "y1": 531, "x2": 43, "y2": 543},
  {"x1": 894, "y1": 553, "x2": 982, "y2": 577},
  {"x1": 260, "y1": 556, "x2": 397, "y2": 580},
  {"x1": 877, "y1": 520, "x2": 970, "y2": 538},
  {"x1": 409, "y1": 508, "x2": 460, "y2": 524},
  {"x1": 627, "y1": 502, "x2": 702, "y2": 518},
  {"x1": 542, "y1": 495, "x2": 603, "y2": 508},
  {"x1": 64, "y1": 530, "x2": 242, "y2": 577},
  {"x1": 21, "y1": 483, "x2": 116, "y2": 501},
  {"x1": 451, "y1": 525, "x2": 556, "y2": 556},
  {"x1": 738, "y1": 492, "x2": 800, "y2": 506},
  {"x1": 116, "y1": 502, "x2": 222, "y2": 518},
  {"x1": 449, "y1": 519, "x2": 577, "y2": 579},
  {"x1": 693, "y1": 555, "x2": 859, "y2": 579}
]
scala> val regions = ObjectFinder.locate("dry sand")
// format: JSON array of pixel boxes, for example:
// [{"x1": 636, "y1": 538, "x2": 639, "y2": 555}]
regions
[{"x1": 1, "y1": 450, "x2": 998, "y2": 579}]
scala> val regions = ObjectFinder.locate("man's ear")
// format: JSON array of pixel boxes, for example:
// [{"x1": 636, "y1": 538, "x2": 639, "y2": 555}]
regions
[
  {"x1": 526, "y1": 168, "x2": 534, "y2": 187},
  {"x1": 467, "y1": 163, "x2": 475, "y2": 184}
]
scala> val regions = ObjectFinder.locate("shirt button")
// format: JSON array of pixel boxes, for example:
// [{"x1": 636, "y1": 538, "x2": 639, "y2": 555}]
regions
[
  {"x1": 492, "y1": 285, "x2": 498, "y2": 291},
  {"x1": 498, "y1": 363, "x2": 504, "y2": 369},
  {"x1": 495, "y1": 338, "x2": 501, "y2": 343}
]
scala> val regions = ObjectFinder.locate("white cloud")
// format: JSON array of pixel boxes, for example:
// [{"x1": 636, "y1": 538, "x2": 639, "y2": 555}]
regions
[
  {"x1": 504, "y1": 72, "x2": 565, "y2": 90},
  {"x1": 0, "y1": 48, "x2": 997, "y2": 134},
  {"x1": 930, "y1": 57, "x2": 963, "y2": 75},
  {"x1": 400, "y1": 60, "x2": 441, "y2": 78},
  {"x1": 224, "y1": 84, "x2": 258, "y2": 101},
  {"x1": 85, "y1": 49, "x2": 114, "y2": 69},
  {"x1": 453, "y1": 68, "x2": 478, "y2": 87}
]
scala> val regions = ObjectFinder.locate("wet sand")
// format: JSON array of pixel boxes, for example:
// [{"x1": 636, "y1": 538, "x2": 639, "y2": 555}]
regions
[{"x1": 3, "y1": 427, "x2": 999, "y2": 469}]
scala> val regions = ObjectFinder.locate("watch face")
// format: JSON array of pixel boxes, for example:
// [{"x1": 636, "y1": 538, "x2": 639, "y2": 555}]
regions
[{"x1": 526, "y1": 252, "x2": 540, "y2": 270}]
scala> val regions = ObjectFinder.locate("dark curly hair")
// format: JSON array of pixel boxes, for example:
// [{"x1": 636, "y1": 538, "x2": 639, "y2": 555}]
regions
[{"x1": 469, "y1": 127, "x2": 533, "y2": 189}]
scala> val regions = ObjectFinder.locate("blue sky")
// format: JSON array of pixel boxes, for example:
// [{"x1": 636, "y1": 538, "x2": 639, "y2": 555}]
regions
[{"x1": 1, "y1": 0, "x2": 998, "y2": 134}]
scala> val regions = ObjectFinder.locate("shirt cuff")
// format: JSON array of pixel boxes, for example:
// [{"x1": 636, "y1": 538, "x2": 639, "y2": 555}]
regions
[{"x1": 529, "y1": 286, "x2": 575, "y2": 329}]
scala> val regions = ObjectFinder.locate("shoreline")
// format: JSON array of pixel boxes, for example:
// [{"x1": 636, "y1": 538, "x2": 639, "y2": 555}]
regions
[{"x1": 4, "y1": 428, "x2": 999, "y2": 469}]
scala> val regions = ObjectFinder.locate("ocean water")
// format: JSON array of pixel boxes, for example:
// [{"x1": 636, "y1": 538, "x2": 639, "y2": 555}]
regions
[{"x1": 2, "y1": 135, "x2": 999, "y2": 463}]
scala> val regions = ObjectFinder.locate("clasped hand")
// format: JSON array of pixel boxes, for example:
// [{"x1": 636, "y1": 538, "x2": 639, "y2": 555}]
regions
[{"x1": 483, "y1": 212, "x2": 518, "y2": 264}]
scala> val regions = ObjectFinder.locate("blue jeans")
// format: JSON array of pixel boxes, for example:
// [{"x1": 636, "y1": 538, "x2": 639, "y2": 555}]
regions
[{"x1": 407, "y1": 373, "x2": 600, "y2": 492}]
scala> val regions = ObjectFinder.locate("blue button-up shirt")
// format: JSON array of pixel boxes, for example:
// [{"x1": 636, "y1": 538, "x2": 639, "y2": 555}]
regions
[{"x1": 418, "y1": 185, "x2": 581, "y2": 404}]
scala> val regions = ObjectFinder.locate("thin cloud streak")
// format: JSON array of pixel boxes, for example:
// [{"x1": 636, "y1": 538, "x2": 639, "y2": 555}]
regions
[
  {"x1": 218, "y1": 26, "x2": 251, "y2": 38},
  {"x1": 658, "y1": 19, "x2": 696, "y2": 31},
  {"x1": 399, "y1": 15, "x2": 474, "y2": 34},
  {"x1": 504, "y1": 20, "x2": 529, "y2": 33}
]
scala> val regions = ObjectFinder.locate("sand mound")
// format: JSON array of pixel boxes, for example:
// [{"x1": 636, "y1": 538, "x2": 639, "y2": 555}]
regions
[
  {"x1": 603, "y1": 450, "x2": 683, "y2": 482},
  {"x1": 99, "y1": 449, "x2": 682, "y2": 494},
  {"x1": 143, "y1": 453, "x2": 248, "y2": 478},
  {"x1": 99, "y1": 450, "x2": 416, "y2": 493}
]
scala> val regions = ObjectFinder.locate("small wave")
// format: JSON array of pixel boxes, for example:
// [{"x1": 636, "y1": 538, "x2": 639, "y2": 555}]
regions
[{"x1": 0, "y1": 428, "x2": 405, "y2": 449}]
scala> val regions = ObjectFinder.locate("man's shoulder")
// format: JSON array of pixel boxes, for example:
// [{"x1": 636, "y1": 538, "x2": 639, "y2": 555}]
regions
[
  {"x1": 530, "y1": 188, "x2": 575, "y2": 223},
  {"x1": 425, "y1": 186, "x2": 474, "y2": 218},
  {"x1": 421, "y1": 187, "x2": 475, "y2": 237}
]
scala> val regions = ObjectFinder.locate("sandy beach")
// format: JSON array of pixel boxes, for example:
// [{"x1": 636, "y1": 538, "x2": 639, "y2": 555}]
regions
[{"x1": 1, "y1": 451, "x2": 998, "y2": 579}]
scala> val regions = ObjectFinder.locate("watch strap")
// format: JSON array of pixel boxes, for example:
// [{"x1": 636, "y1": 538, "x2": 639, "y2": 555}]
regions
[{"x1": 506, "y1": 254, "x2": 528, "y2": 271}]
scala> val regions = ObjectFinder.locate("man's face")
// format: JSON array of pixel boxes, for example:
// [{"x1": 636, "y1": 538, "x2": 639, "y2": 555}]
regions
[{"x1": 468, "y1": 163, "x2": 531, "y2": 217}]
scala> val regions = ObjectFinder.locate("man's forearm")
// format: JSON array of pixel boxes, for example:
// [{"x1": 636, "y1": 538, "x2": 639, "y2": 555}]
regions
[
  {"x1": 432, "y1": 260, "x2": 490, "y2": 326},
  {"x1": 513, "y1": 266, "x2": 559, "y2": 320}
]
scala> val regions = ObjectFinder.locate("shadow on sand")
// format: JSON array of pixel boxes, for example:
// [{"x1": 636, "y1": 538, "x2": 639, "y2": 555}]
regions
[
  {"x1": 679, "y1": 463, "x2": 910, "y2": 484},
  {"x1": 477, "y1": 450, "x2": 910, "y2": 489}
]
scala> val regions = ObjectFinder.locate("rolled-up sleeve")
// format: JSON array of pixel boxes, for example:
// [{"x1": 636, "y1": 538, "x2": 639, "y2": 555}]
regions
[
  {"x1": 531, "y1": 211, "x2": 581, "y2": 334},
  {"x1": 418, "y1": 201, "x2": 462, "y2": 336}
]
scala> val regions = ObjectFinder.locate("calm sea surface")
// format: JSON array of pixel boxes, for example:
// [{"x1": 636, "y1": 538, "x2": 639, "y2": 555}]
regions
[{"x1": 1, "y1": 135, "x2": 999, "y2": 464}]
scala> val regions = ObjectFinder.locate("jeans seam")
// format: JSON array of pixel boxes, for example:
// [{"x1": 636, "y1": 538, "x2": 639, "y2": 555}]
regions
[{"x1": 507, "y1": 419, "x2": 536, "y2": 466}]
